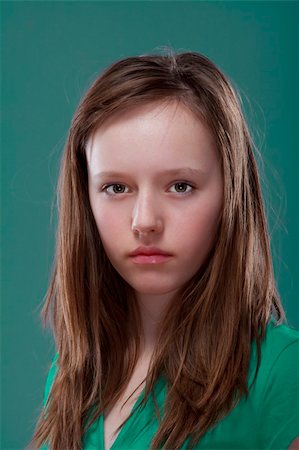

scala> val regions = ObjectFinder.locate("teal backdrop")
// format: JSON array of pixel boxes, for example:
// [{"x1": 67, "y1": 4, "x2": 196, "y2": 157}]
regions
[{"x1": 2, "y1": 1, "x2": 298, "y2": 449}]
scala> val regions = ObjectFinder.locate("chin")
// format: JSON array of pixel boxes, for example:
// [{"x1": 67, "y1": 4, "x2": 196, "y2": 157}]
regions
[
  {"x1": 130, "y1": 281, "x2": 180, "y2": 296},
  {"x1": 117, "y1": 269, "x2": 182, "y2": 296}
]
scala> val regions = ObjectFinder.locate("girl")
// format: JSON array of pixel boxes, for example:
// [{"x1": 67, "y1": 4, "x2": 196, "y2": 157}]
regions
[{"x1": 29, "y1": 50, "x2": 299, "y2": 450}]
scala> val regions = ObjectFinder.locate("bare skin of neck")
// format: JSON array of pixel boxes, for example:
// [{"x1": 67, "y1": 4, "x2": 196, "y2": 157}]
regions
[{"x1": 137, "y1": 290, "x2": 177, "y2": 354}]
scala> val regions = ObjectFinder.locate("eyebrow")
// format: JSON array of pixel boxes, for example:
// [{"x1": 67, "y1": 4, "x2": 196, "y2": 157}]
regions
[{"x1": 92, "y1": 168, "x2": 204, "y2": 179}]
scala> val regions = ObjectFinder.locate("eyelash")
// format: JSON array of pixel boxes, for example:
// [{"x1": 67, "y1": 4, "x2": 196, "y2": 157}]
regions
[{"x1": 101, "y1": 182, "x2": 195, "y2": 196}]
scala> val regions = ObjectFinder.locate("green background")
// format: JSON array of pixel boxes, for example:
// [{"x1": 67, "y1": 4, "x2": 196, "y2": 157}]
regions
[{"x1": 2, "y1": 1, "x2": 298, "y2": 448}]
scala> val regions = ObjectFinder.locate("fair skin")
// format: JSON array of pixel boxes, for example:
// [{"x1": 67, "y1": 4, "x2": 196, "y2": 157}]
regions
[{"x1": 86, "y1": 99, "x2": 223, "y2": 356}]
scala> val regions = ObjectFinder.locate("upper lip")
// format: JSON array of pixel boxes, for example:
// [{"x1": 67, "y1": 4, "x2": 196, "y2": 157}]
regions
[{"x1": 129, "y1": 246, "x2": 172, "y2": 256}]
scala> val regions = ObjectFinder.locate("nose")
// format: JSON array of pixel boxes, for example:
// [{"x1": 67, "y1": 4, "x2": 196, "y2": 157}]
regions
[{"x1": 131, "y1": 191, "x2": 163, "y2": 237}]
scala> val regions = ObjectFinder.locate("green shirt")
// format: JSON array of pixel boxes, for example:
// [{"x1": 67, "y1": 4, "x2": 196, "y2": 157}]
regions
[{"x1": 42, "y1": 320, "x2": 299, "y2": 449}]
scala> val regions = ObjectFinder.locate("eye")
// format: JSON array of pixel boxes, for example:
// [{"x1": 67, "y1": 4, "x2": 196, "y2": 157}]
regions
[
  {"x1": 102, "y1": 184, "x2": 129, "y2": 195},
  {"x1": 169, "y1": 182, "x2": 193, "y2": 194},
  {"x1": 101, "y1": 182, "x2": 194, "y2": 196}
]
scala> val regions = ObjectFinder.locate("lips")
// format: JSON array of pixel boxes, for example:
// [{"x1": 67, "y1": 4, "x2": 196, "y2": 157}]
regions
[
  {"x1": 129, "y1": 246, "x2": 172, "y2": 257},
  {"x1": 129, "y1": 246, "x2": 173, "y2": 265}
]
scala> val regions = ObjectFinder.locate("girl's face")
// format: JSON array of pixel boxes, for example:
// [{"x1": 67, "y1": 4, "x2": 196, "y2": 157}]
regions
[{"x1": 86, "y1": 100, "x2": 223, "y2": 297}]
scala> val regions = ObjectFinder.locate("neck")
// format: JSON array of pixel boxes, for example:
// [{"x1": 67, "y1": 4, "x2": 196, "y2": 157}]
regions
[{"x1": 136, "y1": 290, "x2": 177, "y2": 354}]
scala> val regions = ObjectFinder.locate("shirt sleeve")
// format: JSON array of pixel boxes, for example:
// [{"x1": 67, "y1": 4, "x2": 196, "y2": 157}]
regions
[{"x1": 259, "y1": 339, "x2": 299, "y2": 449}]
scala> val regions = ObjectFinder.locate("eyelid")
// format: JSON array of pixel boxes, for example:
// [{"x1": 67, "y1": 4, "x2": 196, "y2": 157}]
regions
[
  {"x1": 100, "y1": 181, "x2": 195, "y2": 195},
  {"x1": 101, "y1": 183, "x2": 130, "y2": 195},
  {"x1": 169, "y1": 181, "x2": 194, "y2": 194}
]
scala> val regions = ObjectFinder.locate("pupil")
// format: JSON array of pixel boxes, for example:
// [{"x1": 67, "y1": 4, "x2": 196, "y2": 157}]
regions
[
  {"x1": 177, "y1": 183, "x2": 186, "y2": 192},
  {"x1": 114, "y1": 184, "x2": 123, "y2": 192}
]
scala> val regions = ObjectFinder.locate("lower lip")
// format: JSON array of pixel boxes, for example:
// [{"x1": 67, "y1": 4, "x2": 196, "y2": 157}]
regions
[{"x1": 130, "y1": 254, "x2": 173, "y2": 264}]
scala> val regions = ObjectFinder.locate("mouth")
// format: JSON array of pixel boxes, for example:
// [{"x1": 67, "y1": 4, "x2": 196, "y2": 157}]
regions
[
  {"x1": 130, "y1": 254, "x2": 173, "y2": 264},
  {"x1": 129, "y1": 246, "x2": 173, "y2": 264}
]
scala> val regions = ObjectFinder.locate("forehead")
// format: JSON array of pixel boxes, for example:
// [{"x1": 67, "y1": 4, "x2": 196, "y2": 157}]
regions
[{"x1": 85, "y1": 100, "x2": 218, "y2": 174}]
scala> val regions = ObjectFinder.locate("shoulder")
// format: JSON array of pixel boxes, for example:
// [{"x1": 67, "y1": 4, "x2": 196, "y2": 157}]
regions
[
  {"x1": 251, "y1": 319, "x2": 299, "y2": 449},
  {"x1": 263, "y1": 319, "x2": 299, "y2": 349},
  {"x1": 260, "y1": 319, "x2": 299, "y2": 375},
  {"x1": 249, "y1": 319, "x2": 299, "y2": 391}
]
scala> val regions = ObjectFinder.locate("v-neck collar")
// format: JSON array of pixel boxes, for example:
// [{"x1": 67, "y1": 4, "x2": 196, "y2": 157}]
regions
[
  {"x1": 102, "y1": 384, "x2": 146, "y2": 450},
  {"x1": 100, "y1": 376, "x2": 167, "y2": 450}
]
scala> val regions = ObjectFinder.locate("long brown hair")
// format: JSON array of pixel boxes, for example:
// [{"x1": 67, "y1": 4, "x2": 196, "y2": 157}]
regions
[{"x1": 29, "y1": 48, "x2": 286, "y2": 450}]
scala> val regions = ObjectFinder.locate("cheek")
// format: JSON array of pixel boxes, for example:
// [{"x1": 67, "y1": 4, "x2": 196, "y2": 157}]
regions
[
  {"x1": 91, "y1": 204, "x2": 126, "y2": 250},
  {"x1": 175, "y1": 201, "x2": 222, "y2": 252}
]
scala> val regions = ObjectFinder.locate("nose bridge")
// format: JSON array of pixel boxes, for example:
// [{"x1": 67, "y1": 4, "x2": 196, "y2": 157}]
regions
[{"x1": 132, "y1": 186, "x2": 162, "y2": 232}]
